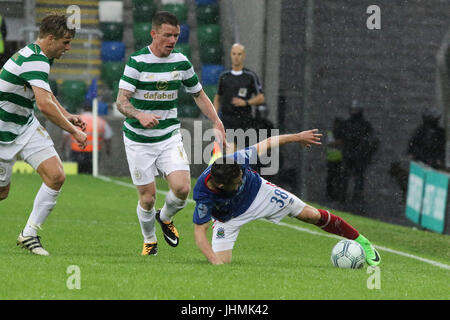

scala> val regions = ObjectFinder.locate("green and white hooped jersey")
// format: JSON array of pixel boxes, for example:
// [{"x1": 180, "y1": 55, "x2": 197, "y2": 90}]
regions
[
  {"x1": 119, "y1": 46, "x2": 202, "y2": 143},
  {"x1": 0, "y1": 43, "x2": 52, "y2": 144}
]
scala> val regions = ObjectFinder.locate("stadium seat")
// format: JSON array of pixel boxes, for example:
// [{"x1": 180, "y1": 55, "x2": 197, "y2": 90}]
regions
[
  {"x1": 133, "y1": 23, "x2": 152, "y2": 47},
  {"x1": 178, "y1": 87, "x2": 193, "y2": 106},
  {"x1": 112, "y1": 81, "x2": 120, "y2": 101},
  {"x1": 202, "y1": 84, "x2": 217, "y2": 102},
  {"x1": 61, "y1": 80, "x2": 87, "y2": 113},
  {"x1": 99, "y1": 1, "x2": 123, "y2": 23},
  {"x1": 201, "y1": 64, "x2": 224, "y2": 85},
  {"x1": 200, "y1": 43, "x2": 222, "y2": 64},
  {"x1": 101, "y1": 62, "x2": 126, "y2": 88},
  {"x1": 175, "y1": 43, "x2": 191, "y2": 59},
  {"x1": 162, "y1": 3, "x2": 188, "y2": 23},
  {"x1": 100, "y1": 22, "x2": 124, "y2": 41},
  {"x1": 101, "y1": 41, "x2": 125, "y2": 62},
  {"x1": 161, "y1": 0, "x2": 185, "y2": 4},
  {"x1": 196, "y1": 3, "x2": 219, "y2": 25},
  {"x1": 49, "y1": 79, "x2": 58, "y2": 97},
  {"x1": 197, "y1": 24, "x2": 220, "y2": 46},
  {"x1": 195, "y1": 0, "x2": 217, "y2": 5},
  {"x1": 178, "y1": 24, "x2": 190, "y2": 43},
  {"x1": 178, "y1": 104, "x2": 200, "y2": 118},
  {"x1": 133, "y1": 1, "x2": 157, "y2": 22}
]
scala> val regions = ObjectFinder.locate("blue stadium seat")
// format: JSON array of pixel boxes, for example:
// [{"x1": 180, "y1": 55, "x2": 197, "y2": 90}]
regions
[
  {"x1": 101, "y1": 41, "x2": 125, "y2": 62},
  {"x1": 178, "y1": 24, "x2": 190, "y2": 43},
  {"x1": 201, "y1": 64, "x2": 224, "y2": 85},
  {"x1": 195, "y1": 0, "x2": 217, "y2": 5}
]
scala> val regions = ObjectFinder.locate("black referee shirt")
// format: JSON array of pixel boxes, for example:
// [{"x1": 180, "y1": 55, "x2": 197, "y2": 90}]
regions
[{"x1": 217, "y1": 68, "x2": 264, "y2": 130}]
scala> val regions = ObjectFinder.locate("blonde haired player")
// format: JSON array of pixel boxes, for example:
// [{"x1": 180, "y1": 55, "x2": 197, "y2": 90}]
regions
[{"x1": 0, "y1": 14, "x2": 87, "y2": 255}]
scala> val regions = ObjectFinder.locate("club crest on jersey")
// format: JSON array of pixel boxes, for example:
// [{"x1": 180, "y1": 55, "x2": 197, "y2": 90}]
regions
[
  {"x1": 197, "y1": 203, "x2": 209, "y2": 219},
  {"x1": 216, "y1": 227, "x2": 225, "y2": 239},
  {"x1": 156, "y1": 80, "x2": 169, "y2": 91}
]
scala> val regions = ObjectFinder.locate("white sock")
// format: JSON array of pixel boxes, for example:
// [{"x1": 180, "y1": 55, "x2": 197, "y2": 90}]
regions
[
  {"x1": 159, "y1": 190, "x2": 187, "y2": 222},
  {"x1": 22, "y1": 183, "x2": 60, "y2": 237},
  {"x1": 137, "y1": 202, "x2": 157, "y2": 243}
]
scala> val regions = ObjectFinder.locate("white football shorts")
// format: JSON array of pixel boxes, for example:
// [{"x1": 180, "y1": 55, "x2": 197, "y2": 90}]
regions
[
  {"x1": 211, "y1": 178, "x2": 307, "y2": 252},
  {"x1": 0, "y1": 122, "x2": 57, "y2": 187},
  {"x1": 124, "y1": 133, "x2": 190, "y2": 186}
]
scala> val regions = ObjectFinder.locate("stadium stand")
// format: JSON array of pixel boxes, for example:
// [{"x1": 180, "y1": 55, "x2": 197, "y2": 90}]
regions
[
  {"x1": 35, "y1": 0, "x2": 102, "y2": 113},
  {"x1": 162, "y1": 2, "x2": 188, "y2": 24},
  {"x1": 101, "y1": 61, "x2": 126, "y2": 88},
  {"x1": 98, "y1": 0, "x2": 126, "y2": 114},
  {"x1": 60, "y1": 80, "x2": 87, "y2": 114},
  {"x1": 35, "y1": 1, "x2": 102, "y2": 81}
]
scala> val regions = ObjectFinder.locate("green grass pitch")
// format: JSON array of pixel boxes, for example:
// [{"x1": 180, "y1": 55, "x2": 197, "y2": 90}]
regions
[{"x1": 0, "y1": 173, "x2": 449, "y2": 300}]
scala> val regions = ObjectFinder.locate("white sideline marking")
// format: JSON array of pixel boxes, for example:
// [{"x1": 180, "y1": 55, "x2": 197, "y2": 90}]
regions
[
  {"x1": 275, "y1": 221, "x2": 450, "y2": 271},
  {"x1": 96, "y1": 175, "x2": 450, "y2": 271}
]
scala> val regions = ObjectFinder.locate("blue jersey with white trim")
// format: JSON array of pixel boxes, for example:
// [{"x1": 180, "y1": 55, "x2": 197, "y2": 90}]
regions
[{"x1": 193, "y1": 146, "x2": 262, "y2": 224}]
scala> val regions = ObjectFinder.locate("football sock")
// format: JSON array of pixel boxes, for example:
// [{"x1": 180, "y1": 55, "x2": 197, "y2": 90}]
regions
[
  {"x1": 159, "y1": 190, "x2": 187, "y2": 222},
  {"x1": 137, "y1": 203, "x2": 157, "y2": 243},
  {"x1": 315, "y1": 209, "x2": 359, "y2": 240},
  {"x1": 22, "y1": 183, "x2": 60, "y2": 237}
]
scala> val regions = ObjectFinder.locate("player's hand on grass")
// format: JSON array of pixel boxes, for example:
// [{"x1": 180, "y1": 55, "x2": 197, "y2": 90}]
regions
[{"x1": 209, "y1": 255, "x2": 224, "y2": 265}]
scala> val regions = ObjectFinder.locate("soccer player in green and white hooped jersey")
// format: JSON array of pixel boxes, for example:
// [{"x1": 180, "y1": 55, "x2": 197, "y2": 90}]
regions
[
  {"x1": 116, "y1": 11, "x2": 226, "y2": 256},
  {"x1": 0, "y1": 14, "x2": 88, "y2": 256}
]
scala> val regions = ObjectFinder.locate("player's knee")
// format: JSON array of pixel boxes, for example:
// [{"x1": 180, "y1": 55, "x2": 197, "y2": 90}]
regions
[
  {"x1": 49, "y1": 170, "x2": 66, "y2": 189},
  {"x1": 140, "y1": 194, "x2": 156, "y2": 210},
  {"x1": 172, "y1": 184, "x2": 190, "y2": 200}
]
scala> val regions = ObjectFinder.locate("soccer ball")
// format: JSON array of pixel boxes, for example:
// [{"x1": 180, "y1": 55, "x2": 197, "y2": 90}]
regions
[{"x1": 330, "y1": 239, "x2": 366, "y2": 269}]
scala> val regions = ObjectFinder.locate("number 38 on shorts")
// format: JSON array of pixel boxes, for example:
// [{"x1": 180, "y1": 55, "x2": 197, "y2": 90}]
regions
[{"x1": 267, "y1": 182, "x2": 290, "y2": 208}]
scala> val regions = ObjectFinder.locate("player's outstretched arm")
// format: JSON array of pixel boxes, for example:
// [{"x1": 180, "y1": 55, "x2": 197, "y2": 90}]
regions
[
  {"x1": 255, "y1": 129, "x2": 322, "y2": 157},
  {"x1": 194, "y1": 222, "x2": 224, "y2": 265}
]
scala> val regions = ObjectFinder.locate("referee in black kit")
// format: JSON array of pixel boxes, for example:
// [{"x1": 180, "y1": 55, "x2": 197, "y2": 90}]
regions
[{"x1": 213, "y1": 43, "x2": 265, "y2": 149}]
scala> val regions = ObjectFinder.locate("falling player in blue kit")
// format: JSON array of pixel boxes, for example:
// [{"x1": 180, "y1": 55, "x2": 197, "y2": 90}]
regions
[{"x1": 192, "y1": 129, "x2": 381, "y2": 266}]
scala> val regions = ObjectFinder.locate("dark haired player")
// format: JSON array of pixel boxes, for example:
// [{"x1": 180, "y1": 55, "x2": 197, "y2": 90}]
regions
[
  {"x1": 116, "y1": 11, "x2": 225, "y2": 255},
  {"x1": 192, "y1": 129, "x2": 381, "y2": 266}
]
